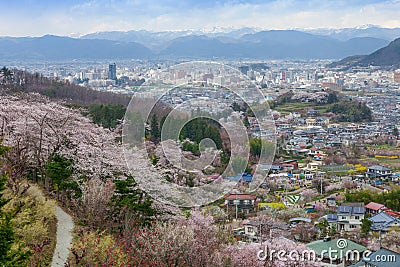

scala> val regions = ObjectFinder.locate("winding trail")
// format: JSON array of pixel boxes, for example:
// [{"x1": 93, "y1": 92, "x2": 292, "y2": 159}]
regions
[{"x1": 51, "y1": 206, "x2": 74, "y2": 267}]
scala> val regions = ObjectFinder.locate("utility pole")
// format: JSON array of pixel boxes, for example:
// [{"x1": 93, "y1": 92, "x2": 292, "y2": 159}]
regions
[
  {"x1": 235, "y1": 194, "x2": 238, "y2": 220},
  {"x1": 320, "y1": 174, "x2": 323, "y2": 195}
]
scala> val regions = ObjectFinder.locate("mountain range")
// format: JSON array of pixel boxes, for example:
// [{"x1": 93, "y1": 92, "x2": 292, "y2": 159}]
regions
[{"x1": 1, "y1": 26, "x2": 399, "y2": 61}]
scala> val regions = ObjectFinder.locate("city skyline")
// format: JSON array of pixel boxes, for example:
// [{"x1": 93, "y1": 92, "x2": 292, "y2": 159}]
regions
[{"x1": 1, "y1": 0, "x2": 400, "y2": 37}]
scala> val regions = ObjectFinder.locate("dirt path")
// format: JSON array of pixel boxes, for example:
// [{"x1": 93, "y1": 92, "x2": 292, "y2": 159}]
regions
[{"x1": 51, "y1": 206, "x2": 74, "y2": 267}]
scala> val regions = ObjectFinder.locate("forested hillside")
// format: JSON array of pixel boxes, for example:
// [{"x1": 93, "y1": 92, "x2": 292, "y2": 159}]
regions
[{"x1": 4, "y1": 68, "x2": 130, "y2": 106}]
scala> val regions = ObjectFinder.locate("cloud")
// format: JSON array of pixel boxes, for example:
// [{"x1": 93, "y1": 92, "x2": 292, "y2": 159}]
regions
[{"x1": 0, "y1": 0, "x2": 399, "y2": 36}]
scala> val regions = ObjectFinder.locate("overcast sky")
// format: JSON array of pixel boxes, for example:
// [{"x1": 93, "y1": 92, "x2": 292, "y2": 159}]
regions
[{"x1": 2, "y1": 0, "x2": 400, "y2": 37}]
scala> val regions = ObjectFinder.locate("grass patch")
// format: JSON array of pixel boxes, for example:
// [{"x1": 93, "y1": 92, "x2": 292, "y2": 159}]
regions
[
  {"x1": 4, "y1": 183, "x2": 57, "y2": 266},
  {"x1": 273, "y1": 101, "x2": 333, "y2": 115}
]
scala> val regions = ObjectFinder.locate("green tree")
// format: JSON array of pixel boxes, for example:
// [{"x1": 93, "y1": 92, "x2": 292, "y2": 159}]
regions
[
  {"x1": 111, "y1": 175, "x2": 156, "y2": 227},
  {"x1": 45, "y1": 154, "x2": 73, "y2": 186},
  {"x1": 0, "y1": 66, "x2": 13, "y2": 84},
  {"x1": 159, "y1": 115, "x2": 167, "y2": 138},
  {"x1": 89, "y1": 104, "x2": 126, "y2": 129},
  {"x1": 361, "y1": 214, "x2": 372, "y2": 234},
  {"x1": 220, "y1": 150, "x2": 230, "y2": 166},
  {"x1": 182, "y1": 141, "x2": 200, "y2": 156},
  {"x1": 316, "y1": 219, "x2": 329, "y2": 238},
  {"x1": 327, "y1": 91, "x2": 339, "y2": 104},
  {"x1": 150, "y1": 114, "x2": 160, "y2": 142},
  {"x1": 329, "y1": 100, "x2": 372, "y2": 122},
  {"x1": 243, "y1": 116, "x2": 250, "y2": 128},
  {"x1": 179, "y1": 118, "x2": 222, "y2": 150},
  {"x1": 186, "y1": 175, "x2": 195, "y2": 187},
  {"x1": 330, "y1": 224, "x2": 337, "y2": 236},
  {"x1": 393, "y1": 126, "x2": 399, "y2": 138},
  {"x1": 250, "y1": 138, "x2": 262, "y2": 157},
  {"x1": 249, "y1": 138, "x2": 274, "y2": 159}
]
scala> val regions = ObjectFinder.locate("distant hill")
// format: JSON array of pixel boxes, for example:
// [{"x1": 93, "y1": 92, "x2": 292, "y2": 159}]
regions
[
  {"x1": 0, "y1": 35, "x2": 153, "y2": 60},
  {"x1": 328, "y1": 37, "x2": 400, "y2": 69},
  {"x1": 3, "y1": 69, "x2": 131, "y2": 106},
  {"x1": 358, "y1": 37, "x2": 400, "y2": 67},
  {"x1": 327, "y1": 55, "x2": 366, "y2": 69}
]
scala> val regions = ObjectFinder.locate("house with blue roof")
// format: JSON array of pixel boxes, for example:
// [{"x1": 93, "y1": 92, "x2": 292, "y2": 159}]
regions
[
  {"x1": 327, "y1": 203, "x2": 365, "y2": 232},
  {"x1": 226, "y1": 172, "x2": 253, "y2": 183},
  {"x1": 369, "y1": 212, "x2": 400, "y2": 232}
]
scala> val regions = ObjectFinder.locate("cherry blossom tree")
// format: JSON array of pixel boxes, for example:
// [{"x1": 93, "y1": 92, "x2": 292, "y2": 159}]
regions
[
  {"x1": 291, "y1": 223, "x2": 318, "y2": 242},
  {"x1": 0, "y1": 92, "x2": 146, "y2": 229},
  {"x1": 301, "y1": 189, "x2": 318, "y2": 204},
  {"x1": 0, "y1": 93, "x2": 127, "y2": 185},
  {"x1": 121, "y1": 210, "x2": 226, "y2": 266},
  {"x1": 325, "y1": 183, "x2": 341, "y2": 193},
  {"x1": 382, "y1": 230, "x2": 400, "y2": 253},
  {"x1": 218, "y1": 237, "x2": 320, "y2": 267}
]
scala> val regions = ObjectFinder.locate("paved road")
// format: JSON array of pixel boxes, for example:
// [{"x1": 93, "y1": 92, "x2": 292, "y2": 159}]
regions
[{"x1": 51, "y1": 206, "x2": 74, "y2": 267}]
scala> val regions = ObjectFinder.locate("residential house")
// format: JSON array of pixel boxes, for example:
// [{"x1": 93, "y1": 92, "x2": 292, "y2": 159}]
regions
[
  {"x1": 307, "y1": 109, "x2": 319, "y2": 117},
  {"x1": 243, "y1": 220, "x2": 290, "y2": 242},
  {"x1": 365, "y1": 165, "x2": 392, "y2": 179},
  {"x1": 365, "y1": 202, "x2": 386, "y2": 215},
  {"x1": 327, "y1": 213, "x2": 338, "y2": 225},
  {"x1": 307, "y1": 238, "x2": 367, "y2": 267},
  {"x1": 327, "y1": 196, "x2": 336, "y2": 207},
  {"x1": 328, "y1": 203, "x2": 365, "y2": 232},
  {"x1": 302, "y1": 162, "x2": 321, "y2": 173},
  {"x1": 277, "y1": 159, "x2": 299, "y2": 171},
  {"x1": 243, "y1": 221, "x2": 260, "y2": 242},
  {"x1": 259, "y1": 164, "x2": 282, "y2": 173},
  {"x1": 369, "y1": 212, "x2": 400, "y2": 232},
  {"x1": 224, "y1": 193, "x2": 257, "y2": 214}
]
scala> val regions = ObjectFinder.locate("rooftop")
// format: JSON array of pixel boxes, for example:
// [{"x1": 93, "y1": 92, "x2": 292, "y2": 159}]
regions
[
  {"x1": 306, "y1": 238, "x2": 366, "y2": 257},
  {"x1": 337, "y1": 203, "x2": 365, "y2": 215},
  {"x1": 368, "y1": 165, "x2": 391, "y2": 171},
  {"x1": 365, "y1": 202, "x2": 386, "y2": 211},
  {"x1": 224, "y1": 193, "x2": 257, "y2": 201}
]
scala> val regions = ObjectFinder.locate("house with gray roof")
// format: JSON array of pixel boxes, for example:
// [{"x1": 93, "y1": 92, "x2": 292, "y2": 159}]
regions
[
  {"x1": 369, "y1": 212, "x2": 400, "y2": 232},
  {"x1": 366, "y1": 165, "x2": 392, "y2": 179}
]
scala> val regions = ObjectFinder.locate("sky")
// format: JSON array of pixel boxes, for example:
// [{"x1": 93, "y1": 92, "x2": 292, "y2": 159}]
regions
[{"x1": 1, "y1": 0, "x2": 400, "y2": 37}]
